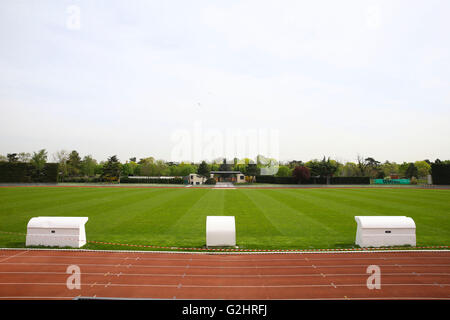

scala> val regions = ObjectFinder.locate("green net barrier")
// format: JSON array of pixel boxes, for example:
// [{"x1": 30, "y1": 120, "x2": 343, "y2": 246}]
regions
[{"x1": 373, "y1": 179, "x2": 410, "y2": 184}]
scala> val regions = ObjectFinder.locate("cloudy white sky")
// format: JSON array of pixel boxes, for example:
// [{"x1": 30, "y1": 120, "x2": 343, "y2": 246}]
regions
[{"x1": 0, "y1": 0, "x2": 449, "y2": 164}]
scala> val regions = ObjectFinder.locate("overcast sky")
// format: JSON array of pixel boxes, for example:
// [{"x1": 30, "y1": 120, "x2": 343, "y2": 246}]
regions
[{"x1": 1, "y1": 0, "x2": 449, "y2": 164}]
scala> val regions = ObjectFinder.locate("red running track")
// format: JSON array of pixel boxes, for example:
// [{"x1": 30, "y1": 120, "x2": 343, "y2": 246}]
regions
[{"x1": 0, "y1": 249, "x2": 449, "y2": 300}]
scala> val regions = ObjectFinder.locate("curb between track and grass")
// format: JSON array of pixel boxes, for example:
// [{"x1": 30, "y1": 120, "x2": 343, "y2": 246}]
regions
[
  {"x1": 1, "y1": 230, "x2": 449, "y2": 255},
  {"x1": 1, "y1": 247, "x2": 450, "y2": 255}
]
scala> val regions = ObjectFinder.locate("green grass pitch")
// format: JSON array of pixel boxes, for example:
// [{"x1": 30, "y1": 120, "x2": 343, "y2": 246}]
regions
[{"x1": 0, "y1": 186, "x2": 449, "y2": 250}]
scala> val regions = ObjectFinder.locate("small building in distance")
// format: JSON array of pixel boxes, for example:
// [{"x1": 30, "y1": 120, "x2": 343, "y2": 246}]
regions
[
  {"x1": 210, "y1": 171, "x2": 245, "y2": 183},
  {"x1": 186, "y1": 173, "x2": 207, "y2": 185}
]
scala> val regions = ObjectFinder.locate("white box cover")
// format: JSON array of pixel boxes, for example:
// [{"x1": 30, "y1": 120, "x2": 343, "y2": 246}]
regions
[
  {"x1": 206, "y1": 216, "x2": 236, "y2": 247},
  {"x1": 355, "y1": 216, "x2": 416, "y2": 247},
  {"x1": 26, "y1": 217, "x2": 89, "y2": 248}
]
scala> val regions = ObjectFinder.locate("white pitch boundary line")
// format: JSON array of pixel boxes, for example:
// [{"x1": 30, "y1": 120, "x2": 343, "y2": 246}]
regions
[
  {"x1": 1, "y1": 247, "x2": 449, "y2": 255},
  {"x1": 1, "y1": 254, "x2": 448, "y2": 263}
]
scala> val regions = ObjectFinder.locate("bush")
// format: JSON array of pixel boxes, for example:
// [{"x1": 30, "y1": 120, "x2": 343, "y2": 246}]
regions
[
  {"x1": 60, "y1": 176, "x2": 106, "y2": 183},
  {"x1": 204, "y1": 178, "x2": 216, "y2": 185},
  {"x1": 119, "y1": 176, "x2": 184, "y2": 184},
  {"x1": 293, "y1": 166, "x2": 311, "y2": 183},
  {"x1": 410, "y1": 177, "x2": 418, "y2": 185},
  {"x1": 255, "y1": 176, "x2": 297, "y2": 184},
  {"x1": 330, "y1": 177, "x2": 370, "y2": 184}
]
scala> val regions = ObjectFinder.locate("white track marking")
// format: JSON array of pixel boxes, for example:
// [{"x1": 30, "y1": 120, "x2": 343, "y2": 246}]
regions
[
  {"x1": 1, "y1": 262, "x2": 449, "y2": 269},
  {"x1": 0, "y1": 250, "x2": 28, "y2": 263},
  {"x1": 0, "y1": 271, "x2": 449, "y2": 278},
  {"x1": 0, "y1": 282, "x2": 448, "y2": 289}
]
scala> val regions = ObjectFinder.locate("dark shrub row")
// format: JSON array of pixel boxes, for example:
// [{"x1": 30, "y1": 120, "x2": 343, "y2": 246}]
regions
[
  {"x1": 431, "y1": 163, "x2": 450, "y2": 185},
  {"x1": 119, "y1": 176, "x2": 184, "y2": 184},
  {"x1": 0, "y1": 163, "x2": 58, "y2": 183},
  {"x1": 60, "y1": 176, "x2": 107, "y2": 183},
  {"x1": 204, "y1": 178, "x2": 216, "y2": 185},
  {"x1": 255, "y1": 176, "x2": 297, "y2": 184},
  {"x1": 330, "y1": 177, "x2": 370, "y2": 184},
  {"x1": 255, "y1": 175, "x2": 370, "y2": 185}
]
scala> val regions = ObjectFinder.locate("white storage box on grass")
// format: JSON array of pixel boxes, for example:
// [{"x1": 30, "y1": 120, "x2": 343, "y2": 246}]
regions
[
  {"x1": 26, "y1": 217, "x2": 89, "y2": 248},
  {"x1": 206, "y1": 216, "x2": 236, "y2": 247},
  {"x1": 355, "y1": 216, "x2": 416, "y2": 247}
]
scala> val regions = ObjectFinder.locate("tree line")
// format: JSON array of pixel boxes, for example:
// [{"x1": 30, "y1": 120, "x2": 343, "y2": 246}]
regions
[{"x1": 1, "y1": 150, "x2": 446, "y2": 182}]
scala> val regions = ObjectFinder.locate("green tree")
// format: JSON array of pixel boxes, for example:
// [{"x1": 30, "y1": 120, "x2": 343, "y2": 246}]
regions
[
  {"x1": 405, "y1": 163, "x2": 419, "y2": 179},
  {"x1": 81, "y1": 155, "x2": 97, "y2": 177},
  {"x1": 288, "y1": 160, "x2": 304, "y2": 169},
  {"x1": 53, "y1": 150, "x2": 69, "y2": 180},
  {"x1": 176, "y1": 163, "x2": 197, "y2": 176},
  {"x1": 276, "y1": 165, "x2": 292, "y2": 177},
  {"x1": 101, "y1": 155, "x2": 122, "y2": 182},
  {"x1": 381, "y1": 161, "x2": 399, "y2": 177},
  {"x1": 414, "y1": 161, "x2": 431, "y2": 177},
  {"x1": 67, "y1": 150, "x2": 82, "y2": 176},
  {"x1": 30, "y1": 149, "x2": 48, "y2": 171},
  {"x1": 219, "y1": 158, "x2": 232, "y2": 171},
  {"x1": 364, "y1": 157, "x2": 383, "y2": 178},
  {"x1": 246, "y1": 163, "x2": 259, "y2": 182},
  {"x1": 197, "y1": 161, "x2": 210, "y2": 177},
  {"x1": 122, "y1": 161, "x2": 138, "y2": 176},
  {"x1": 17, "y1": 152, "x2": 31, "y2": 162},
  {"x1": 7, "y1": 153, "x2": 18, "y2": 162},
  {"x1": 341, "y1": 162, "x2": 359, "y2": 177},
  {"x1": 398, "y1": 162, "x2": 410, "y2": 178},
  {"x1": 306, "y1": 157, "x2": 338, "y2": 179}
]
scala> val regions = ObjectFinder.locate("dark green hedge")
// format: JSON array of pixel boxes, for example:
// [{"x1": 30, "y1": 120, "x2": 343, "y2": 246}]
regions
[
  {"x1": 255, "y1": 175, "x2": 370, "y2": 184},
  {"x1": 119, "y1": 176, "x2": 184, "y2": 184},
  {"x1": 60, "y1": 176, "x2": 106, "y2": 183},
  {"x1": 431, "y1": 163, "x2": 450, "y2": 185},
  {"x1": 0, "y1": 162, "x2": 58, "y2": 183},
  {"x1": 255, "y1": 176, "x2": 297, "y2": 184},
  {"x1": 330, "y1": 177, "x2": 370, "y2": 184}
]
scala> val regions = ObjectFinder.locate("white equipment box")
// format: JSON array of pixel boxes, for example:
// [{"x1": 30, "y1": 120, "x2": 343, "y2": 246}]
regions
[
  {"x1": 354, "y1": 216, "x2": 416, "y2": 247},
  {"x1": 26, "y1": 217, "x2": 89, "y2": 248},
  {"x1": 206, "y1": 216, "x2": 236, "y2": 247}
]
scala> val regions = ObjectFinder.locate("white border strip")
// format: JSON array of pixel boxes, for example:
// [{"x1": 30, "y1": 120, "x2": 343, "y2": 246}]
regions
[{"x1": 0, "y1": 247, "x2": 449, "y2": 255}]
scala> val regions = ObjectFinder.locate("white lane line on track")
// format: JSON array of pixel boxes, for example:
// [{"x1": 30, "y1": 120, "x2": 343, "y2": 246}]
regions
[
  {"x1": 1, "y1": 262, "x2": 449, "y2": 269},
  {"x1": 0, "y1": 271, "x2": 449, "y2": 278},
  {"x1": 0, "y1": 271, "x2": 449, "y2": 277},
  {"x1": 0, "y1": 282, "x2": 448, "y2": 288}
]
